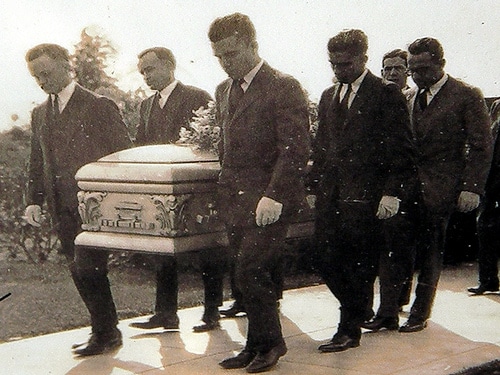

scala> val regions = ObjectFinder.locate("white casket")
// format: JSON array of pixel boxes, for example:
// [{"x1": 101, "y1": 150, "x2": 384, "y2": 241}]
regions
[
  {"x1": 74, "y1": 144, "x2": 228, "y2": 254},
  {"x1": 74, "y1": 144, "x2": 314, "y2": 255}
]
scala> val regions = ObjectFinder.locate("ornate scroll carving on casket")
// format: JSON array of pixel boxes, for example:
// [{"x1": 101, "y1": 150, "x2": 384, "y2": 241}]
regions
[
  {"x1": 77, "y1": 191, "x2": 107, "y2": 231},
  {"x1": 152, "y1": 194, "x2": 192, "y2": 237}
]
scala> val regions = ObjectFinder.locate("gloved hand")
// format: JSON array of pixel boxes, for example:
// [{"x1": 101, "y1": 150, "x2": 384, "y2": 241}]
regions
[
  {"x1": 457, "y1": 191, "x2": 480, "y2": 213},
  {"x1": 23, "y1": 205, "x2": 43, "y2": 227},
  {"x1": 255, "y1": 196, "x2": 283, "y2": 227},
  {"x1": 376, "y1": 195, "x2": 400, "y2": 219}
]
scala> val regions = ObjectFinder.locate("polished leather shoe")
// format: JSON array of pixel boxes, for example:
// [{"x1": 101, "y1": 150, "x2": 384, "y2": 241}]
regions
[
  {"x1": 193, "y1": 320, "x2": 220, "y2": 332},
  {"x1": 220, "y1": 301, "x2": 246, "y2": 317},
  {"x1": 361, "y1": 316, "x2": 399, "y2": 331},
  {"x1": 73, "y1": 329, "x2": 122, "y2": 356},
  {"x1": 129, "y1": 314, "x2": 179, "y2": 330},
  {"x1": 318, "y1": 334, "x2": 360, "y2": 353},
  {"x1": 219, "y1": 349, "x2": 256, "y2": 369},
  {"x1": 467, "y1": 285, "x2": 499, "y2": 295},
  {"x1": 399, "y1": 319, "x2": 427, "y2": 333},
  {"x1": 246, "y1": 342, "x2": 287, "y2": 373},
  {"x1": 193, "y1": 307, "x2": 220, "y2": 332}
]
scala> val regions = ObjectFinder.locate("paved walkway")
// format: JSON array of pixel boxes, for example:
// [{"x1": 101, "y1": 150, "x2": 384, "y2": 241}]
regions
[{"x1": 1, "y1": 263, "x2": 499, "y2": 375}]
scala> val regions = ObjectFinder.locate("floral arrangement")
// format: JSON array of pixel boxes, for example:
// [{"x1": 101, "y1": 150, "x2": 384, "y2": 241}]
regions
[
  {"x1": 177, "y1": 98, "x2": 319, "y2": 155},
  {"x1": 177, "y1": 101, "x2": 220, "y2": 155}
]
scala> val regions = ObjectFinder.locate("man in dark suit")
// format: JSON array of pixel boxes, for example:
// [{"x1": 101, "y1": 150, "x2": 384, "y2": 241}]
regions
[
  {"x1": 24, "y1": 43, "x2": 132, "y2": 356},
  {"x1": 468, "y1": 98, "x2": 500, "y2": 295},
  {"x1": 369, "y1": 37, "x2": 492, "y2": 334},
  {"x1": 363, "y1": 48, "x2": 415, "y2": 330},
  {"x1": 208, "y1": 13, "x2": 310, "y2": 373},
  {"x1": 309, "y1": 29, "x2": 414, "y2": 352},
  {"x1": 130, "y1": 47, "x2": 225, "y2": 333}
]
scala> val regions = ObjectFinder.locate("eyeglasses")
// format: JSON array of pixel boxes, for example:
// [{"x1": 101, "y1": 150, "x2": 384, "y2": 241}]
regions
[
  {"x1": 407, "y1": 66, "x2": 433, "y2": 75},
  {"x1": 382, "y1": 65, "x2": 407, "y2": 73}
]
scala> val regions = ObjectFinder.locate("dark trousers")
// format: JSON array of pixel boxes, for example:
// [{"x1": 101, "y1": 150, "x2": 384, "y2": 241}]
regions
[
  {"x1": 476, "y1": 201, "x2": 500, "y2": 288},
  {"x1": 378, "y1": 200, "x2": 450, "y2": 322},
  {"x1": 319, "y1": 201, "x2": 382, "y2": 340},
  {"x1": 228, "y1": 223, "x2": 286, "y2": 352},
  {"x1": 153, "y1": 247, "x2": 226, "y2": 316},
  {"x1": 227, "y1": 239, "x2": 284, "y2": 306},
  {"x1": 154, "y1": 256, "x2": 178, "y2": 316},
  {"x1": 377, "y1": 210, "x2": 418, "y2": 318},
  {"x1": 57, "y1": 209, "x2": 118, "y2": 334}
]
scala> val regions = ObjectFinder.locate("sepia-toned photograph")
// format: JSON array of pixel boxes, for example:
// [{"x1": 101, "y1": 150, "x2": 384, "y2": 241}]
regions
[{"x1": 0, "y1": 1, "x2": 499, "y2": 374}]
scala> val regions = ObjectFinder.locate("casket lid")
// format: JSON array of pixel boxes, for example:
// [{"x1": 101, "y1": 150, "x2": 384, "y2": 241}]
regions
[
  {"x1": 75, "y1": 144, "x2": 220, "y2": 185},
  {"x1": 99, "y1": 144, "x2": 218, "y2": 164}
]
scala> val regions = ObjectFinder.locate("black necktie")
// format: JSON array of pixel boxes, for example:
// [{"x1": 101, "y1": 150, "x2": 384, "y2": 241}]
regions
[
  {"x1": 49, "y1": 94, "x2": 60, "y2": 124},
  {"x1": 417, "y1": 88, "x2": 429, "y2": 111},
  {"x1": 229, "y1": 78, "x2": 245, "y2": 115},
  {"x1": 340, "y1": 83, "x2": 352, "y2": 111}
]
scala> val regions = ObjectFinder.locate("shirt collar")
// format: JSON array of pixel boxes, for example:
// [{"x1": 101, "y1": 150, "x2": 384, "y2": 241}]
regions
[
  {"x1": 427, "y1": 73, "x2": 448, "y2": 98},
  {"x1": 53, "y1": 81, "x2": 76, "y2": 112},
  {"x1": 339, "y1": 69, "x2": 368, "y2": 106},
  {"x1": 239, "y1": 59, "x2": 264, "y2": 92},
  {"x1": 158, "y1": 80, "x2": 178, "y2": 108},
  {"x1": 350, "y1": 69, "x2": 369, "y2": 94}
]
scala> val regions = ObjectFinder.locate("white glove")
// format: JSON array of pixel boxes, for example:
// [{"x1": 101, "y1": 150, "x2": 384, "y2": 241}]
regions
[
  {"x1": 457, "y1": 191, "x2": 480, "y2": 213},
  {"x1": 376, "y1": 196, "x2": 400, "y2": 220},
  {"x1": 24, "y1": 205, "x2": 43, "y2": 227},
  {"x1": 255, "y1": 196, "x2": 283, "y2": 227}
]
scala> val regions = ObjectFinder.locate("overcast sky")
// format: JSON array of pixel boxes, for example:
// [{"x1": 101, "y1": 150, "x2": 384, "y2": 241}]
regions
[{"x1": 1, "y1": 0, "x2": 498, "y2": 132}]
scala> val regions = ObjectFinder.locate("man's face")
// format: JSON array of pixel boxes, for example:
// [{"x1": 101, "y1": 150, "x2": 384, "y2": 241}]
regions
[
  {"x1": 328, "y1": 51, "x2": 367, "y2": 84},
  {"x1": 28, "y1": 54, "x2": 71, "y2": 94},
  {"x1": 382, "y1": 56, "x2": 408, "y2": 90},
  {"x1": 408, "y1": 52, "x2": 444, "y2": 89},
  {"x1": 138, "y1": 51, "x2": 174, "y2": 91},
  {"x1": 212, "y1": 34, "x2": 258, "y2": 80}
]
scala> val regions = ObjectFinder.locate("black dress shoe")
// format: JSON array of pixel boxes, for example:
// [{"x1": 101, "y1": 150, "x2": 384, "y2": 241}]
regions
[
  {"x1": 73, "y1": 328, "x2": 122, "y2": 356},
  {"x1": 129, "y1": 314, "x2": 179, "y2": 330},
  {"x1": 219, "y1": 349, "x2": 256, "y2": 369},
  {"x1": 318, "y1": 334, "x2": 360, "y2": 353},
  {"x1": 399, "y1": 319, "x2": 427, "y2": 333},
  {"x1": 467, "y1": 285, "x2": 499, "y2": 295},
  {"x1": 246, "y1": 342, "x2": 287, "y2": 373},
  {"x1": 193, "y1": 306, "x2": 220, "y2": 332},
  {"x1": 193, "y1": 320, "x2": 220, "y2": 332},
  {"x1": 220, "y1": 301, "x2": 246, "y2": 317},
  {"x1": 361, "y1": 316, "x2": 399, "y2": 331}
]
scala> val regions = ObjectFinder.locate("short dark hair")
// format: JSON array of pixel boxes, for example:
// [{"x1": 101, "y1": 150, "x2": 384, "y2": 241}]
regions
[
  {"x1": 327, "y1": 29, "x2": 368, "y2": 55},
  {"x1": 382, "y1": 49, "x2": 408, "y2": 66},
  {"x1": 138, "y1": 47, "x2": 176, "y2": 69},
  {"x1": 208, "y1": 12, "x2": 256, "y2": 45},
  {"x1": 25, "y1": 43, "x2": 70, "y2": 63},
  {"x1": 408, "y1": 37, "x2": 444, "y2": 63}
]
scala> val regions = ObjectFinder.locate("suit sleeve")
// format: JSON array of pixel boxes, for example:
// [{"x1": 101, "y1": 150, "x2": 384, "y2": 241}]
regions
[
  {"x1": 307, "y1": 88, "x2": 334, "y2": 194},
  {"x1": 92, "y1": 97, "x2": 132, "y2": 155},
  {"x1": 380, "y1": 83, "x2": 416, "y2": 198},
  {"x1": 214, "y1": 85, "x2": 225, "y2": 165},
  {"x1": 460, "y1": 86, "x2": 493, "y2": 195},
  {"x1": 135, "y1": 100, "x2": 147, "y2": 146},
  {"x1": 264, "y1": 77, "x2": 310, "y2": 204},
  {"x1": 26, "y1": 107, "x2": 45, "y2": 206}
]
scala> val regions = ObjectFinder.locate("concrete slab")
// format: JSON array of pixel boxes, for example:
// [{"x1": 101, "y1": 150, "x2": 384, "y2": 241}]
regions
[{"x1": 0, "y1": 264, "x2": 499, "y2": 375}]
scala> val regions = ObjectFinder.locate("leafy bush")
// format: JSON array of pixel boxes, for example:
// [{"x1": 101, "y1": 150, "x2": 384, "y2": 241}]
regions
[{"x1": 0, "y1": 127, "x2": 60, "y2": 262}]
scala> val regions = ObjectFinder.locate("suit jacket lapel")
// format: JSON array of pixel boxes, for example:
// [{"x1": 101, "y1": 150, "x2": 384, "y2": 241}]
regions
[
  {"x1": 40, "y1": 99, "x2": 51, "y2": 155},
  {"x1": 143, "y1": 94, "x2": 156, "y2": 134},
  {"x1": 163, "y1": 83, "x2": 184, "y2": 120},
  {"x1": 230, "y1": 63, "x2": 271, "y2": 122},
  {"x1": 57, "y1": 85, "x2": 85, "y2": 150}
]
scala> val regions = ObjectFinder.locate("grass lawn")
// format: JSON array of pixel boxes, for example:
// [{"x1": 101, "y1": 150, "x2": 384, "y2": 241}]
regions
[{"x1": 0, "y1": 249, "x2": 322, "y2": 343}]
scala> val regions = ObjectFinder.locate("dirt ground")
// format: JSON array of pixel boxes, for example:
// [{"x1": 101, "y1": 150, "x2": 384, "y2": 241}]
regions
[{"x1": 0, "y1": 252, "x2": 322, "y2": 343}]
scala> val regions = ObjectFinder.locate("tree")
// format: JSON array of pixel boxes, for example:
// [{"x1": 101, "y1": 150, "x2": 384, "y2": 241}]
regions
[{"x1": 72, "y1": 27, "x2": 144, "y2": 137}]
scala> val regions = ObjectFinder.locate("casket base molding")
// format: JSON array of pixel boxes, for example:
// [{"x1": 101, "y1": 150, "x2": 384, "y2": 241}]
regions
[{"x1": 75, "y1": 231, "x2": 229, "y2": 255}]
